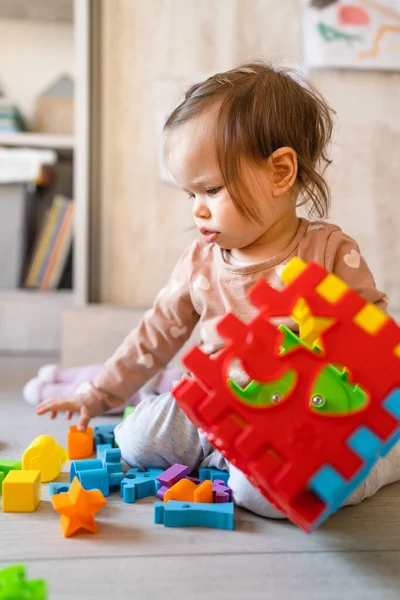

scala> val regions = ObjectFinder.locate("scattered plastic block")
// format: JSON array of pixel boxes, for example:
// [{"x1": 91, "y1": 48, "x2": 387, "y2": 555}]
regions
[
  {"x1": 77, "y1": 468, "x2": 109, "y2": 497},
  {"x1": 194, "y1": 480, "x2": 213, "y2": 503},
  {"x1": 0, "y1": 564, "x2": 47, "y2": 599},
  {"x1": 93, "y1": 424, "x2": 116, "y2": 448},
  {"x1": 0, "y1": 472, "x2": 4, "y2": 491},
  {"x1": 70, "y1": 458, "x2": 109, "y2": 496},
  {"x1": 51, "y1": 476, "x2": 107, "y2": 537},
  {"x1": 120, "y1": 467, "x2": 163, "y2": 503},
  {"x1": 154, "y1": 501, "x2": 234, "y2": 530},
  {"x1": 70, "y1": 459, "x2": 103, "y2": 482},
  {"x1": 156, "y1": 463, "x2": 190, "y2": 499},
  {"x1": 49, "y1": 482, "x2": 71, "y2": 497},
  {"x1": 96, "y1": 443, "x2": 112, "y2": 461},
  {"x1": 198, "y1": 467, "x2": 229, "y2": 485},
  {"x1": 123, "y1": 406, "x2": 136, "y2": 419},
  {"x1": 164, "y1": 479, "x2": 197, "y2": 503},
  {"x1": 67, "y1": 426, "x2": 93, "y2": 460},
  {"x1": 22, "y1": 435, "x2": 67, "y2": 482},
  {"x1": 2, "y1": 470, "x2": 41, "y2": 512},
  {"x1": 0, "y1": 460, "x2": 21, "y2": 478},
  {"x1": 102, "y1": 448, "x2": 123, "y2": 488},
  {"x1": 212, "y1": 479, "x2": 233, "y2": 503}
]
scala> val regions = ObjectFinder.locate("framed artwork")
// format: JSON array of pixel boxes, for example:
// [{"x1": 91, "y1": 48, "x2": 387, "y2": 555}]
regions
[{"x1": 303, "y1": 0, "x2": 400, "y2": 70}]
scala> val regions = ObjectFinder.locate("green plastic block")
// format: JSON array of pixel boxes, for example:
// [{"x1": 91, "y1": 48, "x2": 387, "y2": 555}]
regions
[
  {"x1": 123, "y1": 406, "x2": 136, "y2": 420},
  {"x1": 0, "y1": 564, "x2": 47, "y2": 599},
  {"x1": 0, "y1": 460, "x2": 21, "y2": 477}
]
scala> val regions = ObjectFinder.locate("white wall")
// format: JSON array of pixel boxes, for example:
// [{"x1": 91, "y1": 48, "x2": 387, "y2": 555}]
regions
[{"x1": 0, "y1": 18, "x2": 74, "y2": 124}]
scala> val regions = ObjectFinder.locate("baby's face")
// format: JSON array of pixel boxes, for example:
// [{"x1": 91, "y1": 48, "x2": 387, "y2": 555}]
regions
[{"x1": 166, "y1": 110, "x2": 292, "y2": 252}]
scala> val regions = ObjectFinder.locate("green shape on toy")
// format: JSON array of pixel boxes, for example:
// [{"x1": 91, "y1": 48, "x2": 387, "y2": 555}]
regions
[
  {"x1": 0, "y1": 564, "x2": 47, "y2": 600},
  {"x1": 0, "y1": 460, "x2": 21, "y2": 477},
  {"x1": 123, "y1": 406, "x2": 136, "y2": 420},
  {"x1": 228, "y1": 326, "x2": 368, "y2": 415}
]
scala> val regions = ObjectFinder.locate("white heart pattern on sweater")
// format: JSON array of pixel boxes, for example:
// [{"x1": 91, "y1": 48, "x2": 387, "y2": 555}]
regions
[
  {"x1": 193, "y1": 275, "x2": 211, "y2": 291},
  {"x1": 343, "y1": 249, "x2": 361, "y2": 269},
  {"x1": 170, "y1": 325, "x2": 188, "y2": 338},
  {"x1": 137, "y1": 353, "x2": 154, "y2": 369}
]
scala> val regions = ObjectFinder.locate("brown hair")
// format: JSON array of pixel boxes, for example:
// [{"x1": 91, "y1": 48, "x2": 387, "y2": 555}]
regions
[{"x1": 164, "y1": 61, "x2": 335, "y2": 223}]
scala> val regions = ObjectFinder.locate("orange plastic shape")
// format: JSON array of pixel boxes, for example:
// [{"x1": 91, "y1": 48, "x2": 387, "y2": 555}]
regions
[
  {"x1": 67, "y1": 426, "x2": 93, "y2": 459},
  {"x1": 164, "y1": 478, "x2": 196, "y2": 503},
  {"x1": 193, "y1": 480, "x2": 213, "y2": 503},
  {"x1": 51, "y1": 476, "x2": 107, "y2": 537},
  {"x1": 164, "y1": 478, "x2": 214, "y2": 503}
]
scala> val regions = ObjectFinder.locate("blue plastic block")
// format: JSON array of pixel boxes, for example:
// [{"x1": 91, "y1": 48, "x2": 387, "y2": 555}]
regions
[
  {"x1": 77, "y1": 468, "x2": 110, "y2": 497},
  {"x1": 102, "y1": 448, "x2": 121, "y2": 473},
  {"x1": 198, "y1": 467, "x2": 229, "y2": 485},
  {"x1": 70, "y1": 459, "x2": 103, "y2": 482},
  {"x1": 383, "y1": 388, "x2": 400, "y2": 419},
  {"x1": 120, "y1": 467, "x2": 163, "y2": 503},
  {"x1": 94, "y1": 424, "x2": 116, "y2": 448},
  {"x1": 96, "y1": 443, "x2": 112, "y2": 460},
  {"x1": 48, "y1": 482, "x2": 71, "y2": 496},
  {"x1": 154, "y1": 501, "x2": 234, "y2": 530}
]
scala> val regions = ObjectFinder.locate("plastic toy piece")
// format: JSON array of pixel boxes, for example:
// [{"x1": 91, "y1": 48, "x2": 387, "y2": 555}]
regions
[
  {"x1": 67, "y1": 426, "x2": 93, "y2": 459},
  {"x1": 0, "y1": 459, "x2": 21, "y2": 478},
  {"x1": 123, "y1": 406, "x2": 136, "y2": 419},
  {"x1": 154, "y1": 500, "x2": 234, "y2": 530},
  {"x1": 120, "y1": 467, "x2": 163, "y2": 503},
  {"x1": 2, "y1": 470, "x2": 41, "y2": 512},
  {"x1": 156, "y1": 464, "x2": 190, "y2": 499},
  {"x1": 70, "y1": 458, "x2": 103, "y2": 481},
  {"x1": 164, "y1": 478, "x2": 197, "y2": 503},
  {"x1": 96, "y1": 443, "x2": 112, "y2": 460},
  {"x1": 198, "y1": 467, "x2": 229, "y2": 485},
  {"x1": 172, "y1": 258, "x2": 400, "y2": 532},
  {"x1": 212, "y1": 479, "x2": 233, "y2": 503},
  {"x1": 49, "y1": 482, "x2": 71, "y2": 496},
  {"x1": 69, "y1": 458, "x2": 110, "y2": 496},
  {"x1": 0, "y1": 564, "x2": 47, "y2": 599},
  {"x1": 193, "y1": 480, "x2": 213, "y2": 503},
  {"x1": 102, "y1": 448, "x2": 123, "y2": 487},
  {"x1": 22, "y1": 435, "x2": 67, "y2": 482},
  {"x1": 0, "y1": 472, "x2": 4, "y2": 490},
  {"x1": 51, "y1": 476, "x2": 107, "y2": 537},
  {"x1": 93, "y1": 424, "x2": 116, "y2": 448}
]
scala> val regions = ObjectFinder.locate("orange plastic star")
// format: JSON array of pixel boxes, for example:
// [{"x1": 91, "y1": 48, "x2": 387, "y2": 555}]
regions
[{"x1": 51, "y1": 476, "x2": 107, "y2": 537}]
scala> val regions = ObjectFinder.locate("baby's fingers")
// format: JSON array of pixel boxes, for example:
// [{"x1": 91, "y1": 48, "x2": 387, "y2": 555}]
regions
[
  {"x1": 36, "y1": 397, "x2": 75, "y2": 415},
  {"x1": 77, "y1": 407, "x2": 92, "y2": 432}
]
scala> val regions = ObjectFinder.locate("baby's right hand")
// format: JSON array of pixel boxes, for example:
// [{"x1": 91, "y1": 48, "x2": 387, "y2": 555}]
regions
[{"x1": 36, "y1": 395, "x2": 91, "y2": 431}]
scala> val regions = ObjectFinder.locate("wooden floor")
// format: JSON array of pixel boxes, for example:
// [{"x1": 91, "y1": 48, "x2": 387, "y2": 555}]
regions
[{"x1": 1, "y1": 355, "x2": 400, "y2": 599}]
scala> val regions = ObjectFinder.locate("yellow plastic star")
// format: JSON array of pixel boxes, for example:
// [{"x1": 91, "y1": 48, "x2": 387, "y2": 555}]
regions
[
  {"x1": 291, "y1": 298, "x2": 335, "y2": 349},
  {"x1": 51, "y1": 477, "x2": 107, "y2": 537}
]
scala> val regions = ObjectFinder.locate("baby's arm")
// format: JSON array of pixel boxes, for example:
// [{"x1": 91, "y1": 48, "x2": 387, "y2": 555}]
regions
[
  {"x1": 36, "y1": 243, "x2": 200, "y2": 428},
  {"x1": 325, "y1": 230, "x2": 388, "y2": 312}
]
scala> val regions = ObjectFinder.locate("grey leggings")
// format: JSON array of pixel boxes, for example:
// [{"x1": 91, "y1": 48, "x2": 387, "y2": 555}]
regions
[{"x1": 114, "y1": 392, "x2": 400, "y2": 519}]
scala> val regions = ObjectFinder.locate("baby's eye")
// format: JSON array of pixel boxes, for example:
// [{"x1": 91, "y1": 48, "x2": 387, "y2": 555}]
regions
[
  {"x1": 187, "y1": 193, "x2": 195, "y2": 200},
  {"x1": 206, "y1": 186, "x2": 222, "y2": 197}
]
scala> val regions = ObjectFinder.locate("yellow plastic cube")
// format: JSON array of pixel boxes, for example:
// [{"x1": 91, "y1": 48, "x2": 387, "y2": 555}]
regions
[{"x1": 2, "y1": 470, "x2": 41, "y2": 512}]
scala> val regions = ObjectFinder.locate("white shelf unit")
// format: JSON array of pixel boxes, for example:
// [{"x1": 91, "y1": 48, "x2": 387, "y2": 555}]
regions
[
  {"x1": 0, "y1": 0, "x2": 90, "y2": 352},
  {"x1": 0, "y1": 132, "x2": 74, "y2": 150}
]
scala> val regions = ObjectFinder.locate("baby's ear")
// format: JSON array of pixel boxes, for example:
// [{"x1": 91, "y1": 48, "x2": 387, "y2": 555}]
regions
[{"x1": 269, "y1": 147, "x2": 298, "y2": 196}]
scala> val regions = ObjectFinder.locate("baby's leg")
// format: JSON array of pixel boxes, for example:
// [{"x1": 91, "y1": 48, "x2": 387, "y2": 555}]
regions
[{"x1": 114, "y1": 392, "x2": 226, "y2": 471}]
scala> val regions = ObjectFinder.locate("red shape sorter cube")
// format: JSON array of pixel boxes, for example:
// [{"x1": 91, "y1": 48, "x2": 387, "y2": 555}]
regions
[{"x1": 171, "y1": 259, "x2": 400, "y2": 532}]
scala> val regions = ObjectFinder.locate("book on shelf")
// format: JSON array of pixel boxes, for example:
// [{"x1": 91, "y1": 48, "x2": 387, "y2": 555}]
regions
[{"x1": 24, "y1": 194, "x2": 74, "y2": 290}]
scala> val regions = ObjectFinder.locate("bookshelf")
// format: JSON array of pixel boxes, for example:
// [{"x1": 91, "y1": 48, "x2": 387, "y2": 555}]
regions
[
  {"x1": 0, "y1": 132, "x2": 74, "y2": 150},
  {"x1": 0, "y1": 0, "x2": 90, "y2": 352}
]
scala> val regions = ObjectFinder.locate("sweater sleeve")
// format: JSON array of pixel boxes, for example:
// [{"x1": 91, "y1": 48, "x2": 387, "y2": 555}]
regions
[
  {"x1": 324, "y1": 230, "x2": 388, "y2": 313},
  {"x1": 80, "y1": 243, "x2": 200, "y2": 416}
]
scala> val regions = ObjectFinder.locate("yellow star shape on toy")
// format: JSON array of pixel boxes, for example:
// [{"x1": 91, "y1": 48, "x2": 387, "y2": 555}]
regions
[
  {"x1": 51, "y1": 477, "x2": 107, "y2": 537},
  {"x1": 291, "y1": 298, "x2": 335, "y2": 349}
]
